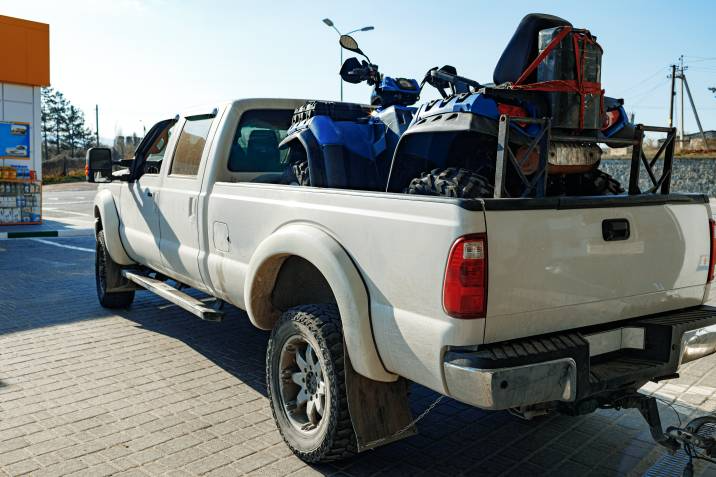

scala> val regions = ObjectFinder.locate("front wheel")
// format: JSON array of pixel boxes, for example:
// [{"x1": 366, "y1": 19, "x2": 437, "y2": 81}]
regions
[
  {"x1": 266, "y1": 304, "x2": 356, "y2": 462},
  {"x1": 95, "y1": 230, "x2": 134, "y2": 308}
]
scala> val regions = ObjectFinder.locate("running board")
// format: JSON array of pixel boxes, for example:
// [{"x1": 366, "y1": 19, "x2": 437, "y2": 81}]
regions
[{"x1": 122, "y1": 271, "x2": 224, "y2": 322}]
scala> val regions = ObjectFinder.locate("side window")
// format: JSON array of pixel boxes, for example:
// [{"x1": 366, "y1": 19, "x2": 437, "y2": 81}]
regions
[
  {"x1": 228, "y1": 109, "x2": 293, "y2": 172},
  {"x1": 169, "y1": 114, "x2": 215, "y2": 176},
  {"x1": 143, "y1": 123, "x2": 176, "y2": 175}
]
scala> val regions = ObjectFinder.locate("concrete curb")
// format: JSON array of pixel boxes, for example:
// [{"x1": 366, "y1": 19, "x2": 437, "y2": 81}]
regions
[{"x1": 0, "y1": 228, "x2": 94, "y2": 240}]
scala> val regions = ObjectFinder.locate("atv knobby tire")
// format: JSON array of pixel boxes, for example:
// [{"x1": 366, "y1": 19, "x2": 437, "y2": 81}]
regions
[
  {"x1": 282, "y1": 160, "x2": 310, "y2": 186},
  {"x1": 406, "y1": 167, "x2": 494, "y2": 198},
  {"x1": 587, "y1": 169, "x2": 624, "y2": 195},
  {"x1": 266, "y1": 304, "x2": 356, "y2": 462},
  {"x1": 95, "y1": 230, "x2": 135, "y2": 308}
]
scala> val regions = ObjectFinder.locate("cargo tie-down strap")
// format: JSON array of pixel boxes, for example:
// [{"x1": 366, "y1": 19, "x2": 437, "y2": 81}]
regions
[{"x1": 510, "y1": 26, "x2": 604, "y2": 129}]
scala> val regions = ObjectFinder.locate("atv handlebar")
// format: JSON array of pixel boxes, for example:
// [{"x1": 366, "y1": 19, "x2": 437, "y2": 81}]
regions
[{"x1": 422, "y1": 66, "x2": 483, "y2": 98}]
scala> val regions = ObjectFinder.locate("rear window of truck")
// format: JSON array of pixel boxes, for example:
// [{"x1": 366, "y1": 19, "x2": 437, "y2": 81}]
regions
[{"x1": 228, "y1": 109, "x2": 293, "y2": 173}]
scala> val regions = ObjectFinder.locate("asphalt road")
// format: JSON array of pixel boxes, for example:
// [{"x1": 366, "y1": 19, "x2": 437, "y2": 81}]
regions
[{"x1": 41, "y1": 183, "x2": 97, "y2": 229}]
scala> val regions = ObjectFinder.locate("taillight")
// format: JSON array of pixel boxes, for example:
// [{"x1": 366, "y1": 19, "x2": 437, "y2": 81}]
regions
[
  {"x1": 602, "y1": 109, "x2": 621, "y2": 130},
  {"x1": 709, "y1": 219, "x2": 716, "y2": 283},
  {"x1": 443, "y1": 234, "x2": 487, "y2": 318}
]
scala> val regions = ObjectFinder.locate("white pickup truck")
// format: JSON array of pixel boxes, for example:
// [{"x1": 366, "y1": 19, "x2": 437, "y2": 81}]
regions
[{"x1": 88, "y1": 98, "x2": 716, "y2": 463}]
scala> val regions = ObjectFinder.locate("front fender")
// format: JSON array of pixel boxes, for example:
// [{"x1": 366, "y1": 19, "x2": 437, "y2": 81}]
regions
[
  {"x1": 246, "y1": 224, "x2": 396, "y2": 383},
  {"x1": 94, "y1": 189, "x2": 134, "y2": 266}
]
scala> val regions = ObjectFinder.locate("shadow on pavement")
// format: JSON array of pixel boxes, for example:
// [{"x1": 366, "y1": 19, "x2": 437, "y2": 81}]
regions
[{"x1": 127, "y1": 293, "x2": 716, "y2": 476}]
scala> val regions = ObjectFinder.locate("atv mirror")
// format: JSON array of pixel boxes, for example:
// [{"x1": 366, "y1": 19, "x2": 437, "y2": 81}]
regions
[
  {"x1": 339, "y1": 57, "x2": 365, "y2": 84},
  {"x1": 339, "y1": 35, "x2": 365, "y2": 57}
]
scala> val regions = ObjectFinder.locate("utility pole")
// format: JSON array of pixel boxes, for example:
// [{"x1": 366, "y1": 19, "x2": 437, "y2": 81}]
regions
[
  {"x1": 672, "y1": 56, "x2": 710, "y2": 151},
  {"x1": 95, "y1": 104, "x2": 100, "y2": 146},
  {"x1": 679, "y1": 55, "x2": 685, "y2": 148},
  {"x1": 668, "y1": 64, "x2": 676, "y2": 128},
  {"x1": 682, "y1": 76, "x2": 710, "y2": 150}
]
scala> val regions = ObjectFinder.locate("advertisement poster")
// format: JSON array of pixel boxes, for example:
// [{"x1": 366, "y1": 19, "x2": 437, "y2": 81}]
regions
[{"x1": 0, "y1": 122, "x2": 31, "y2": 160}]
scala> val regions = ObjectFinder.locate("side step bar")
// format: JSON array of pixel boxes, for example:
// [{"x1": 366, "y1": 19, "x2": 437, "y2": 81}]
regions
[{"x1": 122, "y1": 271, "x2": 224, "y2": 322}]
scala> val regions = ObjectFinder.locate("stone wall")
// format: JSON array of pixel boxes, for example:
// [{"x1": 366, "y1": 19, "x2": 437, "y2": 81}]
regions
[{"x1": 601, "y1": 158, "x2": 716, "y2": 197}]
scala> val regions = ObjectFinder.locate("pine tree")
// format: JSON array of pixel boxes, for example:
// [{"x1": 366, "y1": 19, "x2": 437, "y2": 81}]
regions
[
  {"x1": 40, "y1": 88, "x2": 96, "y2": 167},
  {"x1": 40, "y1": 87, "x2": 55, "y2": 161},
  {"x1": 49, "y1": 91, "x2": 69, "y2": 155}
]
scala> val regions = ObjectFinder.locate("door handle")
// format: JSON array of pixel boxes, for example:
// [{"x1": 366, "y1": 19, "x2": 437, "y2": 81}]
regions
[{"x1": 602, "y1": 219, "x2": 630, "y2": 241}]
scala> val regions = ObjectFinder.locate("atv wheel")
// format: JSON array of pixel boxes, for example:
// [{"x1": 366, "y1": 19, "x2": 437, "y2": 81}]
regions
[
  {"x1": 587, "y1": 169, "x2": 624, "y2": 195},
  {"x1": 267, "y1": 304, "x2": 356, "y2": 462},
  {"x1": 95, "y1": 230, "x2": 134, "y2": 308},
  {"x1": 406, "y1": 167, "x2": 494, "y2": 198}
]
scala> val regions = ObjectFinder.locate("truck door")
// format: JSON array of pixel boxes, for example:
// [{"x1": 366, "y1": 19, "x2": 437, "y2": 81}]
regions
[
  {"x1": 157, "y1": 112, "x2": 217, "y2": 288},
  {"x1": 118, "y1": 119, "x2": 176, "y2": 272}
]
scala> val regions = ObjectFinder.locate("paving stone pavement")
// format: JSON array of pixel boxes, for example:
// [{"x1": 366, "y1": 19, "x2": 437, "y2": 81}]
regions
[{"x1": 2, "y1": 236, "x2": 716, "y2": 476}]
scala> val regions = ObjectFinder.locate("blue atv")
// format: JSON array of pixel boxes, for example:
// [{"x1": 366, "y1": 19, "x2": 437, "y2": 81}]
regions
[
  {"x1": 283, "y1": 13, "x2": 649, "y2": 199},
  {"x1": 387, "y1": 13, "x2": 632, "y2": 198},
  {"x1": 279, "y1": 35, "x2": 421, "y2": 190}
]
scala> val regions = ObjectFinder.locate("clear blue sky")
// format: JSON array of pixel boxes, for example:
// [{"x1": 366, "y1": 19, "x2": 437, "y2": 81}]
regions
[{"x1": 4, "y1": 0, "x2": 715, "y2": 139}]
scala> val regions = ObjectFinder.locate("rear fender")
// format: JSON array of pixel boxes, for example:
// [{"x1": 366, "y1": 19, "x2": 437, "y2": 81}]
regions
[
  {"x1": 94, "y1": 189, "x2": 134, "y2": 266},
  {"x1": 245, "y1": 223, "x2": 396, "y2": 383}
]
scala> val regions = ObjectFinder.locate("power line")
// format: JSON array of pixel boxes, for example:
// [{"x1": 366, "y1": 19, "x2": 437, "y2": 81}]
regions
[
  {"x1": 684, "y1": 56, "x2": 716, "y2": 63},
  {"x1": 614, "y1": 66, "x2": 669, "y2": 96},
  {"x1": 629, "y1": 77, "x2": 670, "y2": 105}
]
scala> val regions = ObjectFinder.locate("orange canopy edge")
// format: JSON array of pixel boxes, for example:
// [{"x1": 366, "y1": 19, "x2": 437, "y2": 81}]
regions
[{"x1": 0, "y1": 15, "x2": 50, "y2": 87}]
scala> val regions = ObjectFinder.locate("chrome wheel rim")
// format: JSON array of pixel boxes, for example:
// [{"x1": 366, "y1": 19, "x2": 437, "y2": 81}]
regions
[{"x1": 278, "y1": 335, "x2": 328, "y2": 434}]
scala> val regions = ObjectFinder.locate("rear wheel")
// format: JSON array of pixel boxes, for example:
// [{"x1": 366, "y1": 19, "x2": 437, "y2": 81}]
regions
[
  {"x1": 406, "y1": 167, "x2": 494, "y2": 198},
  {"x1": 266, "y1": 304, "x2": 356, "y2": 462},
  {"x1": 547, "y1": 169, "x2": 624, "y2": 196},
  {"x1": 587, "y1": 169, "x2": 624, "y2": 195},
  {"x1": 95, "y1": 230, "x2": 134, "y2": 308}
]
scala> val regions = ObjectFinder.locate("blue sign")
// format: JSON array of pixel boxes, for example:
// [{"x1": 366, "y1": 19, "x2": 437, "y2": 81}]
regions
[{"x1": 0, "y1": 122, "x2": 31, "y2": 160}]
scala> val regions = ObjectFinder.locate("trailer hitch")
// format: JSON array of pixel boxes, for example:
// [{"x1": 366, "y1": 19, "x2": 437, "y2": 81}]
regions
[{"x1": 607, "y1": 393, "x2": 680, "y2": 452}]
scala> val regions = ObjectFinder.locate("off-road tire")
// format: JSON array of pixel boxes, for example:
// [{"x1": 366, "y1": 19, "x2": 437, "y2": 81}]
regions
[
  {"x1": 95, "y1": 230, "x2": 134, "y2": 308},
  {"x1": 266, "y1": 304, "x2": 356, "y2": 462},
  {"x1": 292, "y1": 160, "x2": 310, "y2": 186},
  {"x1": 406, "y1": 167, "x2": 494, "y2": 198},
  {"x1": 279, "y1": 160, "x2": 310, "y2": 186},
  {"x1": 588, "y1": 169, "x2": 624, "y2": 195}
]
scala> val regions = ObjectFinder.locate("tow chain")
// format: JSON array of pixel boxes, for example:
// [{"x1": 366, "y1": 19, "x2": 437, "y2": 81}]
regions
[{"x1": 369, "y1": 394, "x2": 446, "y2": 448}]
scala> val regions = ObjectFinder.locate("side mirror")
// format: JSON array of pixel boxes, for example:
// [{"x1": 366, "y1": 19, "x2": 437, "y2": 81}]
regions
[
  {"x1": 86, "y1": 147, "x2": 113, "y2": 183},
  {"x1": 340, "y1": 57, "x2": 366, "y2": 84},
  {"x1": 339, "y1": 35, "x2": 368, "y2": 59}
]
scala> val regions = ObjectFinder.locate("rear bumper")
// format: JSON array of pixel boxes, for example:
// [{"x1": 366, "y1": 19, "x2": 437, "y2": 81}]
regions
[{"x1": 443, "y1": 306, "x2": 716, "y2": 410}]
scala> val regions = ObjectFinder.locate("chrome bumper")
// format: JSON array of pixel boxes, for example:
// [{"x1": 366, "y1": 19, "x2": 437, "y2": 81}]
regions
[
  {"x1": 444, "y1": 307, "x2": 716, "y2": 411},
  {"x1": 680, "y1": 323, "x2": 716, "y2": 365},
  {"x1": 444, "y1": 358, "x2": 577, "y2": 410}
]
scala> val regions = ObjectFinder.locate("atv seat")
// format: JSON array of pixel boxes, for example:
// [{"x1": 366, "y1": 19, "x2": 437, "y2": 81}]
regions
[{"x1": 493, "y1": 13, "x2": 571, "y2": 85}]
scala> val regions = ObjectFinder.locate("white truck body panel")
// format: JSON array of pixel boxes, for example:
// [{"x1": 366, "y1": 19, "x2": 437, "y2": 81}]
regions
[{"x1": 484, "y1": 202, "x2": 711, "y2": 342}]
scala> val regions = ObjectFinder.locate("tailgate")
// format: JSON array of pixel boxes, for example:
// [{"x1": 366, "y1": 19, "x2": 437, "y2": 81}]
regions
[{"x1": 482, "y1": 195, "x2": 712, "y2": 343}]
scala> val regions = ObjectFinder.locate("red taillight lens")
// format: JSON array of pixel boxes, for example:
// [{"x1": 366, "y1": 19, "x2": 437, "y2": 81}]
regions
[
  {"x1": 443, "y1": 234, "x2": 487, "y2": 318},
  {"x1": 709, "y1": 219, "x2": 716, "y2": 283}
]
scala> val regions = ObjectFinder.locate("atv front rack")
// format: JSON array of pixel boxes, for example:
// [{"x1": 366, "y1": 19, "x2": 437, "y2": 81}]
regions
[{"x1": 494, "y1": 114, "x2": 678, "y2": 198}]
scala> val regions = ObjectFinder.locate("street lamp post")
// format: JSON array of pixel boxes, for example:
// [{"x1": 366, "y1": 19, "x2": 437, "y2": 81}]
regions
[{"x1": 322, "y1": 18, "x2": 374, "y2": 101}]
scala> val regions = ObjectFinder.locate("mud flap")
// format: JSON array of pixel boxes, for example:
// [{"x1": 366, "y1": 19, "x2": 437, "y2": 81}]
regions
[{"x1": 344, "y1": 349, "x2": 416, "y2": 451}]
